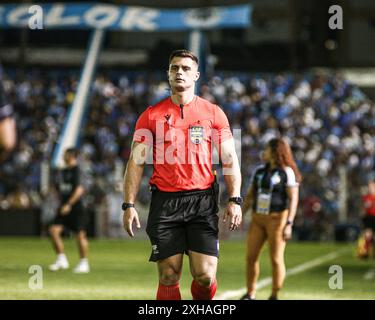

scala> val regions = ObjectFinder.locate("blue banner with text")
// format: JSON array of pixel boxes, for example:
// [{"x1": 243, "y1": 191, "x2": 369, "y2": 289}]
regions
[{"x1": 0, "y1": 3, "x2": 251, "y2": 31}]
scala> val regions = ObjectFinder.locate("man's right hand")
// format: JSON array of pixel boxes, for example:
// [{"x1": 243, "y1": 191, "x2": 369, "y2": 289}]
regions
[{"x1": 123, "y1": 207, "x2": 141, "y2": 237}]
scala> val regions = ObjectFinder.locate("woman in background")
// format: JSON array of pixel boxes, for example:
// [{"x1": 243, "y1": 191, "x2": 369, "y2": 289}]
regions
[{"x1": 241, "y1": 138, "x2": 301, "y2": 300}]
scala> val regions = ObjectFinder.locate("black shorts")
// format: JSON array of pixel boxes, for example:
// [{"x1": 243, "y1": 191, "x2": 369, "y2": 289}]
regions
[
  {"x1": 51, "y1": 202, "x2": 88, "y2": 233},
  {"x1": 363, "y1": 215, "x2": 375, "y2": 231},
  {"x1": 146, "y1": 187, "x2": 219, "y2": 262}
]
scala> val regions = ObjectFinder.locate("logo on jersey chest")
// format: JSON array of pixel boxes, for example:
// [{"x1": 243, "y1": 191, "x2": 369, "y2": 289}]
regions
[
  {"x1": 271, "y1": 172, "x2": 281, "y2": 185},
  {"x1": 59, "y1": 182, "x2": 72, "y2": 193},
  {"x1": 189, "y1": 126, "x2": 204, "y2": 144}
]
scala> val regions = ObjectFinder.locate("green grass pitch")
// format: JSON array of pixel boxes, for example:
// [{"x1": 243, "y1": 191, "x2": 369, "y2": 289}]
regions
[{"x1": 0, "y1": 237, "x2": 374, "y2": 300}]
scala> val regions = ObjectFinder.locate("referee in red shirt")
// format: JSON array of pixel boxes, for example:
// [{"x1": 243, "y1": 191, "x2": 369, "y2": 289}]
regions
[{"x1": 122, "y1": 49, "x2": 242, "y2": 300}]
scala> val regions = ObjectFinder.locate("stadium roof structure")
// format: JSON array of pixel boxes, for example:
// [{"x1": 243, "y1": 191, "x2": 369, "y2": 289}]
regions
[{"x1": 0, "y1": 2, "x2": 252, "y2": 168}]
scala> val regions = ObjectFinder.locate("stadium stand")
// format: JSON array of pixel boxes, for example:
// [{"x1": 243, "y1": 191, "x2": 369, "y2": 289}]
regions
[{"x1": 0, "y1": 68, "x2": 373, "y2": 240}]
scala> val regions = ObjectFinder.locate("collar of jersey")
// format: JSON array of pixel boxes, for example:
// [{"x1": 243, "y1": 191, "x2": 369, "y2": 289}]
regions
[{"x1": 169, "y1": 95, "x2": 197, "y2": 108}]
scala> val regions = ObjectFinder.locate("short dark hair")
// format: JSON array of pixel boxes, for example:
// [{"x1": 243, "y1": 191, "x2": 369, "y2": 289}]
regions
[
  {"x1": 169, "y1": 49, "x2": 198, "y2": 65},
  {"x1": 65, "y1": 147, "x2": 79, "y2": 158}
]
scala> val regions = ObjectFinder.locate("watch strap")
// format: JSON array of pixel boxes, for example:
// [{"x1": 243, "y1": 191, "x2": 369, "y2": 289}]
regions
[
  {"x1": 122, "y1": 202, "x2": 135, "y2": 211},
  {"x1": 228, "y1": 196, "x2": 243, "y2": 205}
]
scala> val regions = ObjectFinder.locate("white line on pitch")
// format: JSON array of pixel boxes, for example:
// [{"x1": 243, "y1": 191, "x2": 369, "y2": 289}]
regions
[
  {"x1": 215, "y1": 248, "x2": 349, "y2": 300},
  {"x1": 363, "y1": 268, "x2": 375, "y2": 280}
]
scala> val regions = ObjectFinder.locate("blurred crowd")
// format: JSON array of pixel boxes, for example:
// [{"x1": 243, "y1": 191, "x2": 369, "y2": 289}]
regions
[{"x1": 0, "y1": 68, "x2": 374, "y2": 240}]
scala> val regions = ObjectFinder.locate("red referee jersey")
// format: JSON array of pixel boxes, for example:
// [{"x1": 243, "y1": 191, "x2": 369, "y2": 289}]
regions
[
  {"x1": 133, "y1": 96, "x2": 232, "y2": 192},
  {"x1": 362, "y1": 194, "x2": 375, "y2": 216}
]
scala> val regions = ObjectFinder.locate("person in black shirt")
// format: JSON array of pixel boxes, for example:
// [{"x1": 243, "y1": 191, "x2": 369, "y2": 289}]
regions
[
  {"x1": 48, "y1": 148, "x2": 90, "y2": 273},
  {"x1": 241, "y1": 138, "x2": 301, "y2": 300}
]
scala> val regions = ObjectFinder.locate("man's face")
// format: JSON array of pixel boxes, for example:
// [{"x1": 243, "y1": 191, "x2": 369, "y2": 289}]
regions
[
  {"x1": 63, "y1": 152, "x2": 72, "y2": 165},
  {"x1": 168, "y1": 57, "x2": 200, "y2": 92},
  {"x1": 368, "y1": 181, "x2": 375, "y2": 194}
]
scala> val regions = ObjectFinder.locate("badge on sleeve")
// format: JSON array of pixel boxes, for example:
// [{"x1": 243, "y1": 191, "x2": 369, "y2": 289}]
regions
[
  {"x1": 271, "y1": 172, "x2": 281, "y2": 185},
  {"x1": 189, "y1": 126, "x2": 204, "y2": 145}
]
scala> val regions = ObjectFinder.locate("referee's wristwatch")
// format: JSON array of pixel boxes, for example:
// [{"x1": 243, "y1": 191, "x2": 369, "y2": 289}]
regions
[
  {"x1": 122, "y1": 202, "x2": 135, "y2": 211},
  {"x1": 286, "y1": 220, "x2": 293, "y2": 226},
  {"x1": 228, "y1": 196, "x2": 243, "y2": 206}
]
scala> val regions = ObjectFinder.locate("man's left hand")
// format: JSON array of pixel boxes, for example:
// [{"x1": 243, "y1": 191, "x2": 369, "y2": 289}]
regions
[
  {"x1": 60, "y1": 204, "x2": 72, "y2": 215},
  {"x1": 223, "y1": 202, "x2": 242, "y2": 231}
]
